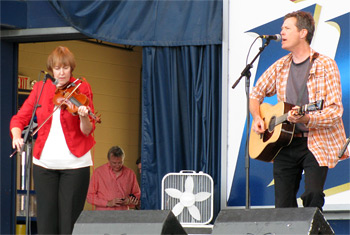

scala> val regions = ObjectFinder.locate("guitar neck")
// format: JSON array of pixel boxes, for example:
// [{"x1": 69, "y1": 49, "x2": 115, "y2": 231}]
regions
[
  {"x1": 274, "y1": 101, "x2": 320, "y2": 127},
  {"x1": 274, "y1": 105, "x2": 302, "y2": 126},
  {"x1": 275, "y1": 113, "x2": 289, "y2": 126}
]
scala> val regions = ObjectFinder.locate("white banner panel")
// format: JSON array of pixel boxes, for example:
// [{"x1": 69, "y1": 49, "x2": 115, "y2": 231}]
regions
[{"x1": 225, "y1": 0, "x2": 350, "y2": 210}]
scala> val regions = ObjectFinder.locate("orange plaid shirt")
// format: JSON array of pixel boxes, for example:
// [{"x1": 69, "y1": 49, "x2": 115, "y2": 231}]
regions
[{"x1": 250, "y1": 48, "x2": 349, "y2": 168}]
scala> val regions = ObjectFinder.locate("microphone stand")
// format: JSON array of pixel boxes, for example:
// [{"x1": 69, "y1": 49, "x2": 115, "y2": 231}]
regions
[
  {"x1": 231, "y1": 39, "x2": 271, "y2": 209},
  {"x1": 338, "y1": 137, "x2": 350, "y2": 159},
  {"x1": 20, "y1": 75, "x2": 48, "y2": 234}
]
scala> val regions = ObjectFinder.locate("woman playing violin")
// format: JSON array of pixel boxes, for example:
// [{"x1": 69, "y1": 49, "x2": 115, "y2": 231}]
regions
[{"x1": 10, "y1": 46, "x2": 96, "y2": 234}]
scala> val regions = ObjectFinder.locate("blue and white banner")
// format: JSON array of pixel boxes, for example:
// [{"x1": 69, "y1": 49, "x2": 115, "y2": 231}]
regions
[{"x1": 226, "y1": 0, "x2": 350, "y2": 210}]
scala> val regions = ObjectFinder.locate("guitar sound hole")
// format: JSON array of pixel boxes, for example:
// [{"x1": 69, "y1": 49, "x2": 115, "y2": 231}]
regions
[{"x1": 262, "y1": 116, "x2": 275, "y2": 142}]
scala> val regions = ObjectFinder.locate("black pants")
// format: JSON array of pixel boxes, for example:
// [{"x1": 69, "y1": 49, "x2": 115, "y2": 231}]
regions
[
  {"x1": 33, "y1": 165, "x2": 90, "y2": 234},
  {"x1": 273, "y1": 137, "x2": 328, "y2": 210}
]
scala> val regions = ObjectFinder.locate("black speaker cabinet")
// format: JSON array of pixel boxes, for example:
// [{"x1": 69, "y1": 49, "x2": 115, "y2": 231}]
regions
[
  {"x1": 72, "y1": 210, "x2": 187, "y2": 235},
  {"x1": 212, "y1": 207, "x2": 334, "y2": 234}
]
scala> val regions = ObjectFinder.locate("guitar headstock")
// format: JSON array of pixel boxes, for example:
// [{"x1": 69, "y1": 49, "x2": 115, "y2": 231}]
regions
[{"x1": 298, "y1": 100, "x2": 324, "y2": 115}]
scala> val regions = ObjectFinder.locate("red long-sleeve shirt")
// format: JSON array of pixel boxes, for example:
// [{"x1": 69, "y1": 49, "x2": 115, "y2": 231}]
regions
[
  {"x1": 10, "y1": 77, "x2": 96, "y2": 159},
  {"x1": 87, "y1": 163, "x2": 141, "y2": 210}
]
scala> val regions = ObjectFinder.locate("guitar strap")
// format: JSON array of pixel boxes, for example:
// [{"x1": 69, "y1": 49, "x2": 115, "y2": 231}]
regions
[{"x1": 295, "y1": 55, "x2": 317, "y2": 107}]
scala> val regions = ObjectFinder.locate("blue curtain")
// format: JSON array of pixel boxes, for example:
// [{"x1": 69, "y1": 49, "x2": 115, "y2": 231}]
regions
[
  {"x1": 141, "y1": 45, "x2": 222, "y2": 219},
  {"x1": 49, "y1": 0, "x2": 222, "y2": 46}
]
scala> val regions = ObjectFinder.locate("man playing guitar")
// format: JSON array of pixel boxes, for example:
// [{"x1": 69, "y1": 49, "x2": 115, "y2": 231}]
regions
[{"x1": 249, "y1": 11, "x2": 348, "y2": 210}]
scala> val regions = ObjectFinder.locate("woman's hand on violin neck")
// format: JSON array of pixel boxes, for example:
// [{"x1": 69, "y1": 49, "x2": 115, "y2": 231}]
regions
[
  {"x1": 77, "y1": 106, "x2": 89, "y2": 117},
  {"x1": 78, "y1": 106, "x2": 93, "y2": 136}
]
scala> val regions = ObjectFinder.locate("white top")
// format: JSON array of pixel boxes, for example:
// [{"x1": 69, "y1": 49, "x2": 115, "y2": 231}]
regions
[{"x1": 33, "y1": 108, "x2": 93, "y2": 170}]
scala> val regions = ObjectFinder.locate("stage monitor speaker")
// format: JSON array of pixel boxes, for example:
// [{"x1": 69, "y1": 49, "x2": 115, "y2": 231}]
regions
[
  {"x1": 72, "y1": 210, "x2": 187, "y2": 235},
  {"x1": 212, "y1": 207, "x2": 334, "y2": 234}
]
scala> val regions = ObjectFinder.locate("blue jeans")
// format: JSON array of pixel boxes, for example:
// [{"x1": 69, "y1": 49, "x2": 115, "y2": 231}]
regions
[{"x1": 273, "y1": 137, "x2": 328, "y2": 210}]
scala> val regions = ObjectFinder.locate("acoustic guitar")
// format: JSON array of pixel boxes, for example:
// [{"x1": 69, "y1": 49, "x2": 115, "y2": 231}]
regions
[{"x1": 249, "y1": 100, "x2": 324, "y2": 162}]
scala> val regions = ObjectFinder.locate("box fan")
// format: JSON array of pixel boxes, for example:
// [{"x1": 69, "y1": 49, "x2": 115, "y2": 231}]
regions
[{"x1": 161, "y1": 170, "x2": 213, "y2": 227}]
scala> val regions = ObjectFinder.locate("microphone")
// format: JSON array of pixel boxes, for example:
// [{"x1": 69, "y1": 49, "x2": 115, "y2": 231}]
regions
[
  {"x1": 260, "y1": 34, "x2": 281, "y2": 42},
  {"x1": 338, "y1": 137, "x2": 350, "y2": 159},
  {"x1": 42, "y1": 71, "x2": 58, "y2": 85}
]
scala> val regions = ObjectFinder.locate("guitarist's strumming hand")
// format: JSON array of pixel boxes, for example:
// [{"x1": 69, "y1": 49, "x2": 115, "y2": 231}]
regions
[
  {"x1": 252, "y1": 116, "x2": 266, "y2": 134},
  {"x1": 250, "y1": 99, "x2": 266, "y2": 134},
  {"x1": 287, "y1": 106, "x2": 310, "y2": 124}
]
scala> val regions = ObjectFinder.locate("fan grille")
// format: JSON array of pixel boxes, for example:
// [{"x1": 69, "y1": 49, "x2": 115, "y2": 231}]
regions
[{"x1": 161, "y1": 171, "x2": 213, "y2": 225}]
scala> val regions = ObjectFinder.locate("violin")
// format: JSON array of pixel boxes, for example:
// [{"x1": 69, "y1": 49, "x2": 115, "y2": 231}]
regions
[{"x1": 53, "y1": 81, "x2": 101, "y2": 123}]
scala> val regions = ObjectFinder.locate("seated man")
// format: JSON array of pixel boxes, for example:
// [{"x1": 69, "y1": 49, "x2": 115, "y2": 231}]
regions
[{"x1": 87, "y1": 146, "x2": 140, "y2": 210}]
